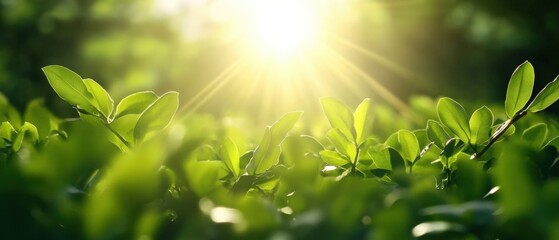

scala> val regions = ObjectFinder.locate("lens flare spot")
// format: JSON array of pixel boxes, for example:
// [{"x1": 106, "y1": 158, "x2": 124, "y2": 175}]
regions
[{"x1": 239, "y1": 0, "x2": 320, "y2": 58}]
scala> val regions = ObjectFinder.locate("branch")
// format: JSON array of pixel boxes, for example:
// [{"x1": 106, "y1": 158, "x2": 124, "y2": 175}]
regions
[{"x1": 471, "y1": 110, "x2": 527, "y2": 159}]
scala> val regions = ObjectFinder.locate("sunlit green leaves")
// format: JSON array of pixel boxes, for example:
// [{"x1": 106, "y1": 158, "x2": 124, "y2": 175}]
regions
[
  {"x1": 437, "y1": 97, "x2": 470, "y2": 143},
  {"x1": 21, "y1": 62, "x2": 559, "y2": 239},
  {"x1": 326, "y1": 128, "x2": 356, "y2": 162},
  {"x1": 397, "y1": 130, "x2": 419, "y2": 163},
  {"x1": 281, "y1": 135, "x2": 323, "y2": 166},
  {"x1": 321, "y1": 98, "x2": 375, "y2": 168},
  {"x1": 221, "y1": 137, "x2": 240, "y2": 177},
  {"x1": 0, "y1": 121, "x2": 16, "y2": 146},
  {"x1": 42, "y1": 66, "x2": 180, "y2": 148},
  {"x1": 368, "y1": 145, "x2": 392, "y2": 171},
  {"x1": 354, "y1": 98, "x2": 373, "y2": 144},
  {"x1": 246, "y1": 127, "x2": 280, "y2": 175},
  {"x1": 505, "y1": 61, "x2": 534, "y2": 117},
  {"x1": 469, "y1": 106, "x2": 493, "y2": 147},
  {"x1": 84, "y1": 78, "x2": 114, "y2": 119},
  {"x1": 528, "y1": 75, "x2": 559, "y2": 112},
  {"x1": 441, "y1": 138, "x2": 465, "y2": 159},
  {"x1": 110, "y1": 114, "x2": 139, "y2": 143},
  {"x1": 12, "y1": 122, "x2": 39, "y2": 151},
  {"x1": 320, "y1": 150, "x2": 351, "y2": 167},
  {"x1": 246, "y1": 111, "x2": 302, "y2": 175},
  {"x1": 269, "y1": 111, "x2": 302, "y2": 145},
  {"x1": 0, "y1": 121, "x2": 39, "y2": 151},
  {"x1": 42, "y1": 65, "x2": 94, "y2": 109},
  {"x1": 321, "y1": 97, "x2": 355, "y2": 141},
  {"x1": 42, "y1": 66, "x2": 113, "y2": 118},
  {"x1": 134, "y1": 92, "x2": 179, "y2": 143},
  {"x1": 114, "y1": 91, "x2": 159, "y2": 119},
  {"x1": 426, "y1": 120, "x2": 449, "y2": 149}
]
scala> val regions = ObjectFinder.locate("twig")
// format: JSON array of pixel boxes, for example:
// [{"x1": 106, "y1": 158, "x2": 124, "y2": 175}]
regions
[{"x1": 471, "y1": 110, "x2": 527, "y2": 159}]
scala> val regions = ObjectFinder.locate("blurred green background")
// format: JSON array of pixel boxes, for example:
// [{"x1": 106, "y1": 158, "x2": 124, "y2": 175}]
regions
[
  {"x1": 3, "y1": 1, "x2": 559, "y2": 239},
  {"x1": 1, "y1": 0, "x2": 558, "y2": 121}
]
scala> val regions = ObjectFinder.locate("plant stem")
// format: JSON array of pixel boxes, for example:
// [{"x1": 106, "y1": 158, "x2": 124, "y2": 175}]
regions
[
  {"x1": 472, "y1": 110, "x2": 527, "y2": 159},
  {"x1": 103, "y1": 122, "x2": 131, "y2": 148},
  {"x1": 351, "y1": 143, "x2": 360, "y2": 174}
]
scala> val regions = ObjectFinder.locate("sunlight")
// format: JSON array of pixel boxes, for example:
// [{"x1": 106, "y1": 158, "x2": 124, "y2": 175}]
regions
[
  {"x1": 237, "y1": 0, "x2": 320, "y2": 59},
  {"x1": 152, "y1": 0, "x2": 416, "y2": 121}
]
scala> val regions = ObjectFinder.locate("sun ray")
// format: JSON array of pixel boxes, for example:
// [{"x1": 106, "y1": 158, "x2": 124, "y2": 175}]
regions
[
  {"x1": 239, "y1": 61, "x2": 267, "y2": 108},
  {"x1": 180, "y1": 60, "x2": 241, "y2": 113},
  {"x1": 317, "y1": 45, "x2": 369, "y2": 98},
  {"x1": 182, "y1": 60, "x2": 245, "y2": 116},
  {"x1": 329, "y1": 49, "x2": 420, "y2": 120},
  {"x1": 327, "y1": 33, "x2": 414, "y2": 81}
]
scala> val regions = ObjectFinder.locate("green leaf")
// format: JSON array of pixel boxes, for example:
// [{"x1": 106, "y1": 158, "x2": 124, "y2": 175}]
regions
[
  {"x1": 79, "y1": 111, "x2": 106, "y2": 128},
  {"x1": 327, "y1": 128, "x2": 357, "y2": 162},
  {"x1": 230, "y1": 175, "x2": 256, "y2": 194},
  {"x1": 246, "y1": 127, "x2": 282, "y2": 175},
  {"x1": 384, "y1": 132, "x2": 399, "y2": 149},
  {"x1": 185, "y1": 160, "x2": 229, "y2": 196},
  {"x1": 281, "y1": 135, "x2": 324, "y2": 166},
  {"x1": 469, "y1": 106, "x2": 494, "y2": 147},
  {"x1": 528, "y1": 75, "x2": 559, "y2": 112},
  {"x1": 545, "y1": 136, "x2": 559, "y2": 150},
  {"x1": 239, "y1": 151, "x2": 253, "y2": 171},
  {"x1": 441, "y1": 138, "x2": 465, "y2": 159},
  {"x1": 368, "y1": 145, "x2": 391, "y2": 171},
  {"x1": 426, "y1": 120, "x2": 449, "y2": 149},
  {"x1": 505, "y1": 61, "x2": 535, "y2": 117},
  {"x1": 84, "y1": 78, "x2": 114, "y2": 119},
  {"x1": 320, "y1": 150, "x2": 351, "y2": 166},
  {"x1": 522, "y1": 123, "x2": 548, "y2": 149},
  {"x1": 397, "y1": 129, "x2": 419, "y2": 163},
  {"x1": 114, "y1": 91, "x2": 158, "y2": 119},
  {"x1": 13, "y1": 122, "x2": 39, "y2": 151},
  {"x1": 354, "y1": 98, "x2": 373, "y2": 144},
  {"x1": 246, "y1": 112, "x2": 302, "y2": 175},
  {"x1": 387, "y1": 148, "x2": 406, "y2": 171},
  {"x1": 321, "y1": 97, "x2": 356, "y2": 141},
  {"x1": 24, "y1": 99, "x2": 55, "y2": 140},
  {"x1": 413, "y1": 129, "x2": 429, "y2": 149},
  {"x1": 437, "y1": 97, "x2": 470, "y2": 143},
  {"x1": 110, "y1": 114, "x2": 139, "y2": 143},
  {"x1": 221, "y1": 137, "x2": 240, "y2": 177},
  {"x1": 448, "y1": 152, "x2": 471, "y2": 170},
  {"x1": 0, "y1": 121, "x2": 16, "y2": 146},
  {"x1": 269, "y1": 111, "x2": 302, "y2": 146},
  {"x1": 134, "y1": 91, "x2": 179, "y2": 143},
  {"x1": 42, "y1": 65, "x2": 93, "y2": 108}
]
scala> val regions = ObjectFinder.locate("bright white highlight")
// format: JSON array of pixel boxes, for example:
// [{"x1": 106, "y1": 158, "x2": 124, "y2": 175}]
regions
[{"x1": 239, "y1": 0, "x2": 320, "y2": 58}]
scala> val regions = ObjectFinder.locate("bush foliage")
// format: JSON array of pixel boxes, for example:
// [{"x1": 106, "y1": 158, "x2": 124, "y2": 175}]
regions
[{"x1": 1, "y1": 62, "x2": 559, "y2": 239}]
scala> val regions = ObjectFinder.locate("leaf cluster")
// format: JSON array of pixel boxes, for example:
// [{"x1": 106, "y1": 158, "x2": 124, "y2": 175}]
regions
[{"x1": 2, "y1": 62, "x2": 559, "y2": 239}]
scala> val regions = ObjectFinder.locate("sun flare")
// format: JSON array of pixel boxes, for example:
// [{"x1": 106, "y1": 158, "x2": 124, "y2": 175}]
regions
[
  {"x1": 154, "y1": 0, "x2": 413, "y2": 120},
  {"x1": 236, "y1": 0, "x2": 320, "y2": 59}
]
